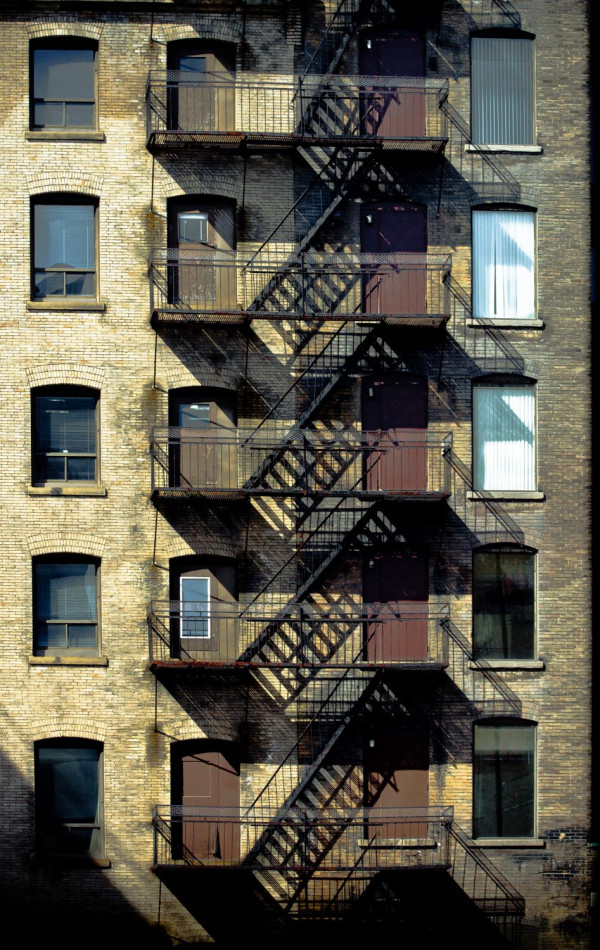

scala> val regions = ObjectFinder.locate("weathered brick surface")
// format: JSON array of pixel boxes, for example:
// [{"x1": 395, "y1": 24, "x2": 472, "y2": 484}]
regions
[{"x1": 0, "y1": 1, "x2": 592, "y2": 946}]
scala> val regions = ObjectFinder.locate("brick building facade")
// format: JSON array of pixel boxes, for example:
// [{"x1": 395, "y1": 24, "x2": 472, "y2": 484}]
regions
[{"x1": 0, "y1": 1, "x2": 593, "y2": 946}]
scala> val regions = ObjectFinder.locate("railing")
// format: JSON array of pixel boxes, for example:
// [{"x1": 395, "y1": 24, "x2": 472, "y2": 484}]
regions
[
  {"x1": 153, "y1": 805, "x2": 453, "y2": 871},
  {"x1": 449, "y1": 822, "x2": 525, "y2": 943},
  {"x1": 148, "y1": 600, "x2": 450, "y2": 667},
  {"x1": 146, "y1": 73, "x2": 448, "y2": 149},
  {"x1": 150, "y1": 426, "x2": 452, "y2": 498},
  {"x1": 149, "y1": 250, "x2": 451, "y2": 324}
]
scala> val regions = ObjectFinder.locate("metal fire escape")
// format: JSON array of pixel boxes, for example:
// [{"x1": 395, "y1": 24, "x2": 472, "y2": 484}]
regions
[{"x1": 147, "y1": 1, "x2": 528, "y2": 943}]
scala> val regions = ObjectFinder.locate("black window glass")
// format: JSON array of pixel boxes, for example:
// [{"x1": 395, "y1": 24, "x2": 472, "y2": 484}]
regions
[
  {"x1": 35, "y1": 559, "x2": 98, "y2": 655},
  {"x1": 34, "y1": 390, "x2": 97, "y2": 483},
  {"x1": 33, "y1": 202, "x2": 96, "y2": 298},
  {"x1": 36, "y1": 742, "x2": 102, "y2": 854},
  {"x1": 474, "y1": 723, "x2": 535, "y2": 838},
  {"x1": 33, "y1": 47, "x2": 95, "y2": 129},
  {"x1": 473, "y1": 549, "x2": 534, "y2": 659}
]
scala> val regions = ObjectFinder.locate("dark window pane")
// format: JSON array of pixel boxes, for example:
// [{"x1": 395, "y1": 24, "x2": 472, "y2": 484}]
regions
[
  {"x1": 473, "y1": 550, "x2": 535, "y2": 659},
  {"x1": 67, "y1": 624, "x2": 98, "y2": 648},
  {"x1": 36, "y1": 561, "x2": 97, "y2": 623},
  {"x1": 35, "y1": 205, "x2": 95, "y2": 271},
  {"x1": 36, "y1": 743, "x2": 101, "y2": 855},
  {"x1": 474, "y1": 723, "x2": 535, "y2": 837},
  {"x1": 66, "y1": 271, "x2": 95, "y2": 296},
  {"x1": 67, "y1": 458, "x2": 96, "y2": 481},
  {"x1": 34, "y1": 49, "x2": 95, "y2": 101},
  {"x1": 34, "y1": 101, "x2": 64, "y2": 127},
  {"x1": 34, "y1": 271, "x2": 64, "y2": 297},
  {"x1": 38, "y1": 456, "x2": 66, "y2": 481},
  {"x1": 65, "y1": 102, "x2": 94, "y2": 127}
]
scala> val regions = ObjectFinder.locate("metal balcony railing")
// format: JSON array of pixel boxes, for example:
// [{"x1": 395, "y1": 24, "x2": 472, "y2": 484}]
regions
[
  {"x1": 146, "y1": 73, "x2": 449, "y2": 151},
  {"x1": 153, "y1": 806, "x2": 453, "y2": 871},
  {"x1": 150, "y1": 427, "x2": 452, "y2": 499},
  {"x1": 148, "y1": 600, "x2": 450, "y2": 667},
  {"x1": 149, "y1": 250, "x2": 451, "y2": 325}
]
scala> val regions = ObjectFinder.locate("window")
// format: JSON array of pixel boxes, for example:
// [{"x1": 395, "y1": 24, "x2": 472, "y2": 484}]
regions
[
  {"x1": 472, "y1": 208, "x2": 535, "y2": 320},
  {"x1": 473, "y1": 545, "x2": 535, "y2": 659},
  {"x1": 31, "y1": 40, "x2": 97, "y2": 129},
  {"x1": 32, "y1": 197, "x2": 97, "y2": 299},
  {"x1": 474, "y1": 721, "x2": 535, "y2": 837},
  {"x1": 471, "y1": 33, "x2": 534, "y2": 145},
  {"x1": 32, "y1": 387, "x2": 98, "y2": 484},
  {"x1": 35, "y1": 740, "x2": 103, "y2": 856},
  {"x1": 181, "y1": 575, "x2": 210, "y2": 639},
  {"x1": 473, "y1": 379, "x2": 535, "y2": 490},
  {"x1": 34, "y1": 556, "x2": 99, "y2": 656}
]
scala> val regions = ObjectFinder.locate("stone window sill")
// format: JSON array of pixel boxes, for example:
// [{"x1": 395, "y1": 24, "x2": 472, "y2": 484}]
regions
[
  {"x1": 468, "y1": 318, "x2": 545, "y2": 330},
  {"x1": 467, "y1": 490, "x2": 545, "y2": 502},
  {"x1": 28, "y1": 485, "x2": 107, "y2": 497},
  {"x1": 469, "y1": 659, "x2": 545, "y2": 671},
  {"x1": 29, "y1": 655, "x2": 109, "y2": 667},
  {"x1": 26, "y1": 130, "x2": 105, "y2": 142},
  {"x1": 473, "y1": 838, "x2": 545, "y2": 849},
  {"x1": 27, "y1": 300, "x2": 106, "y2": 313},
  {"x1": 465, "y1": 144, "x2": 543, "y2": 154}
]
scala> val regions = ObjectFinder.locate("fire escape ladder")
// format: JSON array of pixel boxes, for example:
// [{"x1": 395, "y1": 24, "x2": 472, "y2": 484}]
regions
[
  {"x1": 238, "y1": 501, "x2": 380, "y2": 664},
  {"x1": 448, "y1": 821, "x2": 525, "y2": 944},
  {"x1": 243, "y1": 674, "x2": 401, "y2": 908},
  {"x1": 243, "y1": 323, "x2": 381, "y2": 494}
]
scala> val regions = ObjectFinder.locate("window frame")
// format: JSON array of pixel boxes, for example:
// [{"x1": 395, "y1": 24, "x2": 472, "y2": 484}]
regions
[
  {"x1": 472, "y1": 376, "x2": 537, "y2": 492},
  {"x1": 470, "y1": 30, "x2": 535, "y2": 147},
  {"x1": 31, "y1": 385, "x2": 100, "y2": 486},
  {"x1": 31, "y1": 195, "x2": 99, "y2": 302},
  {"x1": 33, "y1": 554, "x2": 101, "y2": 658},
  {"x1": 473, "y1": 719, "x2": 536, "y2": 839},
  {"x1": 472, "y1": 205, "x2": 537, "y2": 322},
  {"x1": 472, "y1": 543, "x2": 537, "y2": 661},
  {"x1": 35, "y1": 738, "x2": 104, "y2": 858},
  {"x1": 30, "y1": 38, "x2": 98, "y2": 131}
]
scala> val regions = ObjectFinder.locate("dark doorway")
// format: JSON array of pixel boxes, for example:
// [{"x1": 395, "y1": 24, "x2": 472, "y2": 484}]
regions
[
  {"x1": 168, "y1": 198, "x2": 236, "y2": 311},
  {"x1": 359, "y1": 30, "x2": 426, "y2": 138},
  {"x1": 361, "y1": 202, "x2": 427, "y2": 317},
  {"x1": 167, "y1": 42, "x2": 235, "y2": 132},
  {"x1": 168, "y1": 387, "x2": 237, "y2": 491},
  {"x1": 363, "y1": 552, "x2": 429, "y2": 662},
  {"x1": 361, "y1": 374, "x2": 428, "y2": 491},
  {"x1": 365, "y1": 730, "x2": 429, "y2": 838},
  {"x1": 170, "y1": 557, "x2": 238, "y2": 661},
  {"x1": 172, "y1": 741, "x2": 241, "y2": 863}
]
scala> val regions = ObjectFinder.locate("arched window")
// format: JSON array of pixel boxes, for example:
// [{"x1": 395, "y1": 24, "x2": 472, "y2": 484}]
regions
[
  {"x1": 473, "y1": 544, "x2": 536, "y2": 659},
  {"x1": 473, "y1": 720, "x2": 535, "y2": 838},
  {"x1": 472, "y1": 205, "x2": 535, "y2": 320},
  {"x1": 472, "y1": 376, "x2": 536, "y2": 490},
  {"x1": 33, "y1": 555, "x2": 100, "y2": 657},
  {"x1": 32, "y1": 194, "x2": 98, "y2": 300},
  {"x1": 32, "y1": 386, "x2": 99, "y2": 485},
  {"x1": 471, "y1": 31, "x2": 534, "y2": 145},
  {"x1": 166, "y1": 40, "x2": 235, "y2": 133},
  {"x1": 35, "y1": 739, "x2": 103, "y2": 855},
  {"x1": 167, "y1": 386, "x2": 237, "y2": 491},
  {"x1": 167, "y1": 196, "x2": 236, "y2": 312},
  {"x1": 31, "y1": 38, "x2": 98, "y2": 130}
]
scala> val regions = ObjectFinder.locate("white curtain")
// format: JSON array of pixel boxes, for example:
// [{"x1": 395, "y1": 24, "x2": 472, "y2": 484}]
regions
[
  {"x1": 473, "y1": 210, "x2": 535, "y2": 319},
  {"x1": 473, "y1": 384, "x2": 535, "y2": 490}
]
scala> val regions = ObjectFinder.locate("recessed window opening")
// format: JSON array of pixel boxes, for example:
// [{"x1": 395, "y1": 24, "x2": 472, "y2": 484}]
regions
[
  {"x1": 31, "y1": 40, "x2": 97, "y2": 130},
  {"x1": 32, "y1": 197, "x2": 97, "y2": 299},
  {"x1": 33, "y1": 386, "x2": 98, "y2": 484},
  {"x1": 34, "y1": 555, "x2": 99, "y2": 656}
]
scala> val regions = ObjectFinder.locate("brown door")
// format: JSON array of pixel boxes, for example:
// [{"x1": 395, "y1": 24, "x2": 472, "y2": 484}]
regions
[
  {"x1": 361, "y1": 202, "x2": 427, "y2": 317},
  {"x1": 365, "y1": 731, "x2": 429, "y2": 838},
  {"x1": 171, "y1": 560, "x2": 237, "y2": 661},
  {"x1": 169, "y1": 388, "x2": 237, "y2": 491},
  {"x1": 360, "y1": 30, "x2": 426, "y2": 138},
  {"x1": 168, "y1": 44, "x2": 235, "y2": 132},
  {"x1": 173, "y1": 743, "x2": 240, "y2": 863},
  {"x1": 169, "y1": 200, "x2": 235, "y2": 311},
  {"x1": 361, "y1": 374, "x2": 428, "y2": 491},
  {"x1": 363, "y1": 552, "x2": 429, "y2": 662}
]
